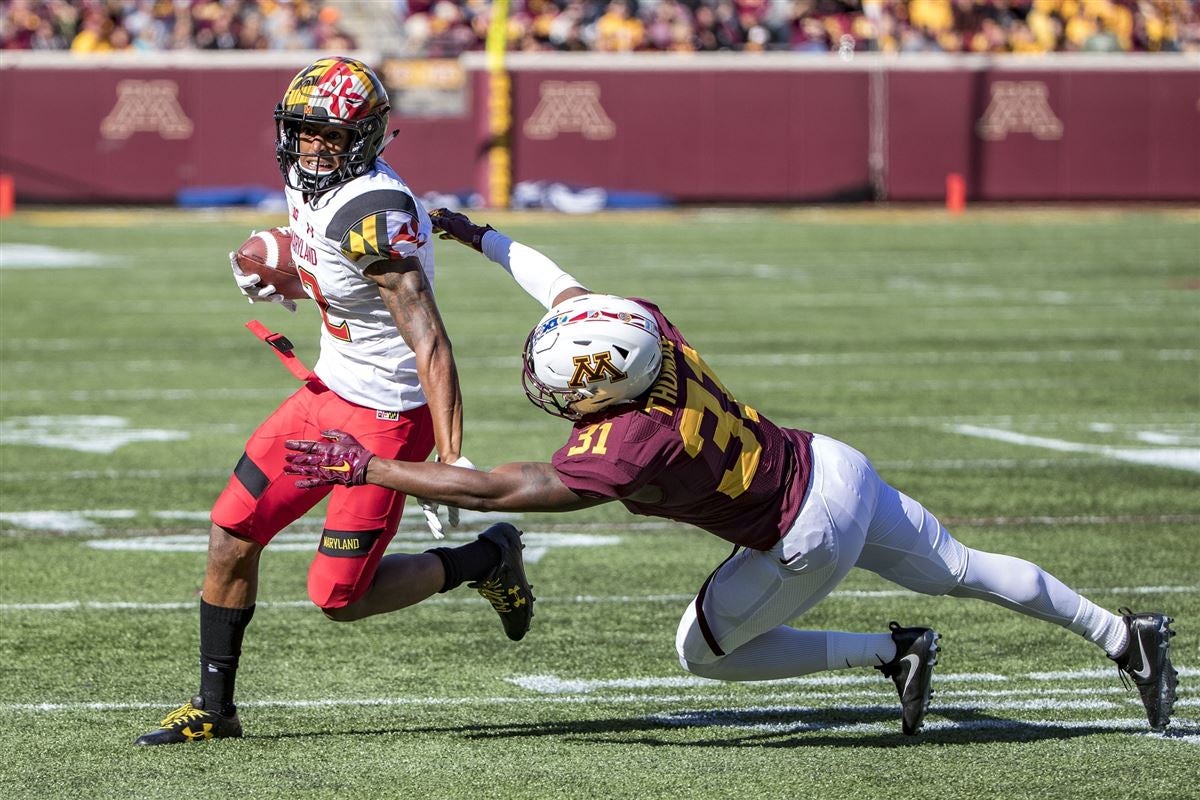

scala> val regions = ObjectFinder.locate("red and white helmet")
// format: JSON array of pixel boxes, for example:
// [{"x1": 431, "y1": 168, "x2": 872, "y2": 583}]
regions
[
  {"x1": 522, "y1": 294, "x2": 663, "y2": 421},
  {"x1": 274, "y1": 56, "x2": 392, "y2": 193}
]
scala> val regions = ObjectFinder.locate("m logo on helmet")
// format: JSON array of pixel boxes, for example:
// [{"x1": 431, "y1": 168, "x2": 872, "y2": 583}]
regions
[{"x1": 569, "y1": 352, "x2": 627, "y2": 388}]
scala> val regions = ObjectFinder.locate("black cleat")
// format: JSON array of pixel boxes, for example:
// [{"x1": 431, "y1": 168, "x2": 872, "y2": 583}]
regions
[
  {"x1": 1112, "y1": 608, "x2": 1177, "y2": 731},
  {"x1": 133, "y1": 696, "x2": 242, "y2": 746},
  {"x1": 875, "y1": 622, "x2": 940, "y2": 735},
  {"x1": 468, "y1": 522, "x2": 535, "y2": 641}
]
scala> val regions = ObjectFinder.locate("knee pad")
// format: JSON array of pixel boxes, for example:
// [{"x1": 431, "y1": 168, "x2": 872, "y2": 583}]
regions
[
  {"x1": 306, "y1": 527, "x2": 385, "y2": 610},
  {"x1": 676, "y1": 603, "x2": 723, "y2": 667},
  {"x1": 482, "y1": 521, "x2": 521, "y2": 538},
  {"x1": 307, "y1": 579, "x2": 354, "y2": 612},
  {"x1": 306, "y1": 560, "x2": 368, "y2": 611},
  {"x1": 907, "y1": 531, "x2": 971, "y2": 597}
]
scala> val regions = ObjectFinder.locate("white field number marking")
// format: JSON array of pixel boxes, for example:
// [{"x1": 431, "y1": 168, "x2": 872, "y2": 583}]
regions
[
  {"x1": 0, "y1": 416, "x2": 188, "y2": 454},
  {"x1": 950, "y1": 424, "x2": 1200, "y2": 473}
]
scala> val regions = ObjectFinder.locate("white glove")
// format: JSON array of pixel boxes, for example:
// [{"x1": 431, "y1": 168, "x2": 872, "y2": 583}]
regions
[
  {"x1": 229, "y1": 252, "x2": 296, "y2": 313},
  {"x1": 415, "y1": 455, "x2": 476, "y2": 539}
]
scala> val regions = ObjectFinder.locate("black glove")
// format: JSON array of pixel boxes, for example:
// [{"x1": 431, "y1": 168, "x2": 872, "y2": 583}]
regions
[{"x1": 429, "y1": 208, "x2": 494, "y2": 252}]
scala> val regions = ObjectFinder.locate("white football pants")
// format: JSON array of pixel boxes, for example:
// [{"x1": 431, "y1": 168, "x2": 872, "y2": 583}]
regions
[{"x1": 676, "y1": 434, "x2": 1123, "y2": 681}]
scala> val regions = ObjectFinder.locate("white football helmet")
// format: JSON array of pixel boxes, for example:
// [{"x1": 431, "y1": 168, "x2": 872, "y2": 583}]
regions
[{"x1": 522, "y1": 294, "x2": 663, "y2": 421}]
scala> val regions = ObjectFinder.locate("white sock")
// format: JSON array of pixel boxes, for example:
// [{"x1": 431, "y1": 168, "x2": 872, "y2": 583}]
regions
[
  {"x1": 682, "y1": 629, "x2": 899, "y2": 681},
  {"x1": 1068, "y1": 597, "x2": 1129, "y2": 658},
  {"x1": 826, "y1": 631, "x2": 897, "y2": 670},
  {"x1": 682, "y1": 628, "x2": 829, "y2": 681}
]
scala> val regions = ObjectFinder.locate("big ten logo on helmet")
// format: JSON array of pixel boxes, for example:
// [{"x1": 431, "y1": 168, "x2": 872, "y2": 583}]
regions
[
  {"x1": 536, "y1": 314, "x2": 568, "y2": 337},
  {"x1": 568, "y1": 352, "x2": 628, "y2": 389}
]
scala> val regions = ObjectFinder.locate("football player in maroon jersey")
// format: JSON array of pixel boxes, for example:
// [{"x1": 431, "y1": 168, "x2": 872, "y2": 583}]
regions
[{"x1": 284, "y1": 210, "x2": 1177, "y2": 735}]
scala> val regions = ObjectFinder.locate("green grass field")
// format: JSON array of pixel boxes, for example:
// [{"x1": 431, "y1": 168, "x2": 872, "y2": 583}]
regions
[{"x1": 1, "y1": 206, "x2": 1197, "y2": 799}]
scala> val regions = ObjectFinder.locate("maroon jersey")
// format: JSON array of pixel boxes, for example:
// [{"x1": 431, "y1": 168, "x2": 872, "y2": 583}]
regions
[{"x1": 551, "y1": 299, "x2": 813, "y2": 551}]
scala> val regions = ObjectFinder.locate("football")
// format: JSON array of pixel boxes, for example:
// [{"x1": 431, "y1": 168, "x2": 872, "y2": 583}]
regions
[{"x1": 234, "y1": 227, "x2": 307, "y2": 300}]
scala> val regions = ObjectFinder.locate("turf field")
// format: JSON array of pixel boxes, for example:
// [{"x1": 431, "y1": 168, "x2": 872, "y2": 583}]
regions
[{"x1": 1, "y1": 206, "x2": 1197, "y2": 799}]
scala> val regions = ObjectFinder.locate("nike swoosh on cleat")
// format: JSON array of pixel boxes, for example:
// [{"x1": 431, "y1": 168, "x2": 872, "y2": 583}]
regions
[
  {"x1": 900, "y1": 653, "x2": 922, "y2": 696},
  {"x1": 325, "y1": 461, "x2": 351, "y2": 474},
  {"x1": 1132, "y1": 633, "x2": 1153, "y2": 680}
]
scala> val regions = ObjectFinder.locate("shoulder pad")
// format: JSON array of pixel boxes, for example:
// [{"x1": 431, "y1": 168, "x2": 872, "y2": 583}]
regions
[{"x1": 326, "y1": 190, "x2": 422, "y2": 261}]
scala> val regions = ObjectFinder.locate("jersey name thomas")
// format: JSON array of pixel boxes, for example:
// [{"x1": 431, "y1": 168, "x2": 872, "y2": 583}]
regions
[{"x1": 551, "y1": 300, "x2": 814, "y2": 550}]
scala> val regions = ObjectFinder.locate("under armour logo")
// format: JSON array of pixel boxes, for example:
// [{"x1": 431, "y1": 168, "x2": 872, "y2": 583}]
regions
[{"x1": 181, "y1": 723, "x2": 213, "y2": 741}]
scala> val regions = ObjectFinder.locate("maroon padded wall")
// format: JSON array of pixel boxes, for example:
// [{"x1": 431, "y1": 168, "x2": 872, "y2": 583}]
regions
[
  {"x1": 507, "y1": 69, "x2": 872, "y2": 201},
  {"x1": 0, "y1": 65, "x2": 476, "y2": 203},
  {"x1": 2, "y1": 57, "x2": 1197, "y2": 204}
]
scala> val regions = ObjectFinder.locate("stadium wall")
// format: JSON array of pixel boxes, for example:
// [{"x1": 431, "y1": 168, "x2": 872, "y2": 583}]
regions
[{"x1": 1, "y1": 52, "x2": 1197, "y2": 204}]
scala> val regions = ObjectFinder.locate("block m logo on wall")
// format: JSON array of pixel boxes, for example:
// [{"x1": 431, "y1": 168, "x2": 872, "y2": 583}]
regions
[
  {"x1": 977, "y1": 81, "x2": 1063, "y2": 141},
  {"x1": 100, "y1": 80, "x2": 194, "y2": 140},
  {"x1": 523, "y1": 81, "x2": 616, "y2": 140}
]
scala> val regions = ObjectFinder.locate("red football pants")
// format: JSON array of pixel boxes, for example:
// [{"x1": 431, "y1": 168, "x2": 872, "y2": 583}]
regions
[{"x1": 211, "y1": 379, "x2": 434, "y2": 609}]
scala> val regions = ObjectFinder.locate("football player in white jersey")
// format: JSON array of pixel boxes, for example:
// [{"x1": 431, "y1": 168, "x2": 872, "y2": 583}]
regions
[{"x1": 135, "y1": 58, "x2": 533, "y2": 746}]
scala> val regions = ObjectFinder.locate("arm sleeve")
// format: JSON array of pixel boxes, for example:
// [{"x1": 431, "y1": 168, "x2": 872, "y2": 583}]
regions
[{"x1": 480, "y1": 230, "x2": 585, "y2": 309}]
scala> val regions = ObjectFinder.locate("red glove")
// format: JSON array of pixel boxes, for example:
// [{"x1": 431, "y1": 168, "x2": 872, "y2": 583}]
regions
[
  {"x1": 284, "y1": 429, "x2": 374, "y2": 489},
  {"x1": 429, "y1": 207, "x2": 494, "y2": 252}
]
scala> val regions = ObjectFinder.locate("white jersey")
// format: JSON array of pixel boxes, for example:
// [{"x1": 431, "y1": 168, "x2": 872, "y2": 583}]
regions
[{"x1": 283, "y1": 159, "x2": 434, "y2": 411}]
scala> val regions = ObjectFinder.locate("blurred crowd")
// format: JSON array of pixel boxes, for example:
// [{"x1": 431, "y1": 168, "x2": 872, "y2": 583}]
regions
[
  {"x1": 402, "y1": 0, "x2": 1199, "y2": 55},
  {"x1": 2, "y1": 0, "x2": 1197, "y2": 54},
  {"x1": 0, "y1": 0, "x2": 355, "y2": 51}
]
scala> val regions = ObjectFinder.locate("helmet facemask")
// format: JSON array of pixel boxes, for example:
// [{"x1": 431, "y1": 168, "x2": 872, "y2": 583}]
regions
[
  {"x1": 521, "y1": 334, "x2": 589, "y2": 421},
  {"x1": 274, "y1": 57, "x2": 392, "y2": 194}
]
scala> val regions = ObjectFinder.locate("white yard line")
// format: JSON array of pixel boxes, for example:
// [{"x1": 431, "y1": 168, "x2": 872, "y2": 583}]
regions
[
  {"x1": 4, "y1": 692, "x2": 1195, "y2": 746},
  {"x1": 0, "y1": 458, "x2": 1141, "y2": 482},
  {"x1": 3, "y1": 509, "x2": 1196, "y2": 535},
  {"x1": 3, "y1": 348, "x2": 1194, "y2": 384},
  {"x1": 3, "y1": 585, "x2": 1195, "y2": 613},
  {"x1": 509, "y1": 668, "x2": 1197, "y2": 695}
]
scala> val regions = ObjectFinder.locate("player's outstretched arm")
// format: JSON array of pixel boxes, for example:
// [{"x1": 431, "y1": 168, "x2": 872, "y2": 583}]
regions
[
  {"x1": 430, "y1": 208, "x2": 589, "y2": 310},
  {"x1": 285, "y1": 430, "x2": 602, "y2": 514}
]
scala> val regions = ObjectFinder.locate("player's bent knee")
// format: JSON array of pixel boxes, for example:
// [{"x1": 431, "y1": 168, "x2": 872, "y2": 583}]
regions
[
  {"x1": 675, "y1": 606, "x2": 722, "y2": 667},
  {"x1": 307, "y1": 578, "x2": 368, "y2": 618},
  {"x1": 307, "y1": 551, "x2": 374, "y2": 616},
  {"x1": 319, "y1": 602, "x2": 365, "y2": 622},
  {"x1": 678, "y1": 655, "x2": 726, "y2": 679},
  {"x1": 207, "y1": 525, "x2": 262, "y2": 572},
  {"x1": 482, "y1": 521, "x2": 520, "y2": 538}
]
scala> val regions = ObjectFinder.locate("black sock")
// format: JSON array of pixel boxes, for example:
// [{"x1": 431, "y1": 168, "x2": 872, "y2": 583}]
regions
[
  {"x1": 427, "y1": 537, "x2": 502, "y2": 593},
  {"x1": 199, "y1": 599, "x2": 255, "y2": 715}
]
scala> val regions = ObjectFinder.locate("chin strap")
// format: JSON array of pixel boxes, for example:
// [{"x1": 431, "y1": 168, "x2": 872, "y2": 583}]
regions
[
  {"x1": 245, "y1": 320, "x2": 313, "y2": 381},
  {"x1": 380, "y1": 129, "x2": 400, "y2": 153}
]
